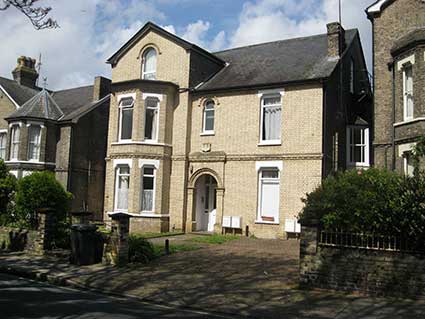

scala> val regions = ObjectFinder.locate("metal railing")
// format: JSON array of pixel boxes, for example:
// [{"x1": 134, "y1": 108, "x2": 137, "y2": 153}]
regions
[{"x1": 319, "y1": 229, "x2": 420, "y2": 252}]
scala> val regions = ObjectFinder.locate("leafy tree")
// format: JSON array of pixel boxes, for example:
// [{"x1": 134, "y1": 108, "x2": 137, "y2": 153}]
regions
[
  {"x1": 15, "y1": 171, "x2": 71, "y2": 229},
  {"x1": 0, "y1": 160, "x2": 17, "y2": 224},
  {"x1": 0, "y1": 0, "x2": 58, "y2": 30},
  {"x1": 412, "y1": 136, "x2": 425, "y2": 176}
]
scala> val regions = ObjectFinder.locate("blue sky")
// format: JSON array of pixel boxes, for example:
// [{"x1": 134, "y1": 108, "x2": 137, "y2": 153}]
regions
[{"x1": 0, "y1": 0, "x2": 373, "y2": 90}]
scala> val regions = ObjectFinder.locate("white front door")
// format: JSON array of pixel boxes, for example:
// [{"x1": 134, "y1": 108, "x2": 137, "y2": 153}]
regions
[{"x1": 204, "y1": 175, "x2": 217, "y2": 232}]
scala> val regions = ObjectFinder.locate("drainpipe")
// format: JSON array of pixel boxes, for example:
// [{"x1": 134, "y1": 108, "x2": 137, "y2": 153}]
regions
[{"x1": 391, "y1": 62, "x2": 396, "y2": 171}]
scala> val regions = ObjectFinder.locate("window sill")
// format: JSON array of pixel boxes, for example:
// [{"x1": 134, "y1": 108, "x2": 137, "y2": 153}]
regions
[
  {"x1": 258, "y1": 141, "x2": 281, "y2": 146},
  {"x1": 112, "y1": 141, "x2": 172, "y2": 147},
  {"x1": 347, "y1": 163, "x2": 370, "y2": 169},
  {"x1": 394, "y1": 117, "x2": 425, "y2": 127},
  {"x1": 255, "y1": 220, "x2": 280, "y2": 225},
  {"x1": 138, "y1": 213, "x2": 170, "y2": 218},
  {"x1": 200, "y1": 132, "x2": 215, "y2": 136}
]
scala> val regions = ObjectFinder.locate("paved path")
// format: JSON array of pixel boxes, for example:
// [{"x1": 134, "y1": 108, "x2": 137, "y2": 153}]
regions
[
  {"x1": 1, "y1": 237, "x2": 425, "y2": 318},
  {"x1": 0, "y1": 273, "x2": 237, "y2": 319}
]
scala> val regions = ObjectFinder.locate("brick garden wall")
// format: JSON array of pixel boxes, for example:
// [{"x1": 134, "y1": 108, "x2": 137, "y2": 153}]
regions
[
  {"x1": 0, "y1": 226, "x2": 38, "y2": 251},
  {"x1": 300, "y1": 225, "x2": 425, "y2": 296}
]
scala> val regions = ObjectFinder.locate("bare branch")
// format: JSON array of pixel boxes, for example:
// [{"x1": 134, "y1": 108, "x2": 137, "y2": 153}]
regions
[{"x1": 0, "y1": 0, "x2": 59, "y2": 30}]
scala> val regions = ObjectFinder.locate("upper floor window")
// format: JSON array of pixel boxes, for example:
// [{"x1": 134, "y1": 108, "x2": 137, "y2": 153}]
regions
[
  {"x1": 28, "y1": 125, "x2": 41, "y2": 161},
  {"x1": 350, "y1": 58, "x2": 355, "y2": 94},
  {"x1": 10, "y1": 124, "x2": 20, "y2": 160},
  {"x1": 142, "y1": 48, "x2": 157, "y2": 80},
  {"x1": 347, "y1": 126, "x2": 369, "y2": 167},
  {"x1": 0, "y1": 131, "x2": 6, "y2": 159},
  {"x1": 144, "y1": 97, "x2": 159, "y2": 142},
  {"x1": 115, "y1": 165, "x2": 130, "y2": 211},
  {"x1": 403, "y1": 64, "x2": 414, "y2": 121},
  {"x1": 118, "y1": 97, "x2": 134, "y2": 141},
  {"x1": 141, "y1": 166, "x2": 156, "y2": 212},
  {"x1": 260, "y1": 95, "x2": 282, "y2": 144},
  {"x1": 202, "y1": 100, "x2": 215, "y2": 134}
]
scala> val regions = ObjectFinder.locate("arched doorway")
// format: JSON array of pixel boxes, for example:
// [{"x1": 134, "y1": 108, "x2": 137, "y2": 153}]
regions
[{"x1": 194, "y1": 174, "x2": 217, "y2": 232}]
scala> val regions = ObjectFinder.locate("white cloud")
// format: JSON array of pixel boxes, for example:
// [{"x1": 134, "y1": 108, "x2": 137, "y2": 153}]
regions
[{"x1": 181, "y1": 20, "x2": 211, "y2": 47}]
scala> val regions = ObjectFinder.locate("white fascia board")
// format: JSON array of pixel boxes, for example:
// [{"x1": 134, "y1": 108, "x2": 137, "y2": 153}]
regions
[
  {"x1": 367, "y1": 0, "x2": 389, "y2": 13},
  {"x1": 0, "y1": 84, "x2": 20, "y2": 109}
]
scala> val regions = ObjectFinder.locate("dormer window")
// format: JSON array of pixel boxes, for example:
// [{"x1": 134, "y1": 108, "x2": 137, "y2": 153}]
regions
[{"x1": 142, "y1": 48, "x2": 157, "y2": 80}]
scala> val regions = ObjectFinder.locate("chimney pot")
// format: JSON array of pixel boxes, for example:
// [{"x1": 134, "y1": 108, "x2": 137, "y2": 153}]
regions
[{"x1": 12, "y1": 55, "x2": 39, "y2": 88}]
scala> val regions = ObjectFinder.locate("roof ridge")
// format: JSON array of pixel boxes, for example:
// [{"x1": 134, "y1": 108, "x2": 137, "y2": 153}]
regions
[
  {"x1": 53, "y1": 84, "x2": 94, "y2": 94},
  {"x1": 213, "y1": 29, "x2": 358, "y2": 55}
]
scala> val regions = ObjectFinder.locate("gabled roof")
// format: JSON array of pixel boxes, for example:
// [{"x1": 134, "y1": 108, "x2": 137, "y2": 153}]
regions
[
  {"x1": 366, "y1": 0, "x2": 396, "y2": 17},
  {"x1": 51, "y1": 85, "x2": 94, "y2": 117},
  {"x1": 0, "y1": 76, "x2": 39, "y2": 107},
  {"x1": 196, "y1": 29, "x2": 358, "y2": 92},
  {"x1": 107, "y1": 21, "x2": 225, "y2": 66},
  {"x1": 7, "y1": 89, "x2": 63, "y2": 121},
  {"x1": 59, "y1": 94, "x2": 110, "y2": 123}
]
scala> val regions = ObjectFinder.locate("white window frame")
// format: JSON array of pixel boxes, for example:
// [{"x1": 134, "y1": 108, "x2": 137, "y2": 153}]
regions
[
  {"x1": 202, "y1": 99, "x2": 215, "y2": 135},
  {"x1": 403, "y1": 63, "x2": 414, "y2": 122},
  {"x1": 346, "y1": 126, "x2": 370, "y2": 167},
  {"x1": 114, "y1": 164, "x2": 131, "y2": 212},
  {"x1": 403, "y1": 151, "x2": 415, "y2": 177},
  {"x1": 259, "y1": 94, "x2": 282, "y2": 145},
  {"x1": 10, "y1": 123, "x2": 21, "y2": 161},
  {"x1": 142, "y1": 47, "x2": 157, "y2": 80},
  {"x1": 140, "y1": 165, "x2": 156, "y2": 213},
  {"x1": 0, "y1": 130, "x2": 7, "y2": 160},
  {"x1": 27, "y1": 124, "x2": 42, "y2": 162},
  {"x1": 144, "y1": 97, "x2": 160, "y2": 143},
  {"x1": 118, "y1": 94, "x2": 135, "y2": 142}
]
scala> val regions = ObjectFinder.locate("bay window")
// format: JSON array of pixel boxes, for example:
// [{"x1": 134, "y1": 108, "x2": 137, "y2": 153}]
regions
[
  {"x1": 144, "y1": 97, "x2": 159, "y2": 142},
  {"x1": 118, "y1": 97, "x2": 134, "y2": 141},
  {"x1": 142, "y1": 48, "x2": 157, "y2": 80},
  {"x1": 141, "y1": 166, "x2": 156, "y2": 212},
  {"x1": 260, "y1": 95, "x2": 282, "y2": 144},
  {"x1": 403, "y1": 64, "x2": 414, "y2": 121},
  {"x1": 0, "y1": 132, "x2": 6, "y2": 159},
  {"x1": 115, "y1": 165, "x2": 130, "y2": 211},
  {"x1": 257, "y1": 168, "x2": 280, "y2": 223},
  {"x1": 28, "y1": 125, "x2": 41, "y2": 161},
  {"x1": 347, "y1": 126, "x2": 369, "y2": 167},
  {"x1": 202, "y1": 100, "x2": 215, "y2": 134},
  {"x1": 10, "y1": 124, "x2": 20, "y2": 160}
]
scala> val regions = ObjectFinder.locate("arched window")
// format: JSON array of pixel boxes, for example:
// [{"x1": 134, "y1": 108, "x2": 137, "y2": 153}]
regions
[
  {"x1": 142, "y1": 48, "x2": 157, "y2": 80},
  {"x1": 202, "y1": 100, "x2": 215, "y2": 134}
]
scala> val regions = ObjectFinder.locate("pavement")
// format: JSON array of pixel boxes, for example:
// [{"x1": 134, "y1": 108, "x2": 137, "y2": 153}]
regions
[{"x1": 1, "y1": 235, "x2": 425, "y2": 318}]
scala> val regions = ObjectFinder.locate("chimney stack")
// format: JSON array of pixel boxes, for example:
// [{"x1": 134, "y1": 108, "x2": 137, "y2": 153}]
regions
[
  {"x1": 327, "y1": 22, "x2": 346, "y2": 58},
  {"x1": 12, "y1": 56, "x2": 39, "y2": 88},
  {"x1": 93, "y1": 76, "x2": 111, "y2": 101}
]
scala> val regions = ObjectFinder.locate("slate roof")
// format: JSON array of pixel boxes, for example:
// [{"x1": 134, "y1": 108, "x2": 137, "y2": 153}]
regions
[
  {"x1": 7, "y1": 89, "x2": 63, "y2": 120},
  {"x1": 51, "y1": 85, "x2": 94, "y2": 117},
  {"x1": 391, "y1": 27, "x2": 425, "y2": 55},
  {"x1": 197, "y1": 29, "x2": 358, "y2": 92},
  {"x1": 0, "y1": 76, "x2": 39, "y2": 106}
]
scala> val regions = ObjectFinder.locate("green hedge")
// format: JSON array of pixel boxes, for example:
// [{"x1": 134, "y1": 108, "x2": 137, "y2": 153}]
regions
[
  {"x1": 299, "y1": 168, "x2": 425, "y2": 238},
  {"x1": 0, "y1": 160, "x2": 17, "y2": 225}
]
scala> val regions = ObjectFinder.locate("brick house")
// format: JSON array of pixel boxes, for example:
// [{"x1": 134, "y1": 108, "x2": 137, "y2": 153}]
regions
[
  {"x1": 367, "y1": 0, "x2": 425, "y2": 175},
  {"x1": 0, "y1": 56, "x2": 111, "y2": 219},
  {"x1": 104, "y1": 21, "x2": 372, "y2": 238}
]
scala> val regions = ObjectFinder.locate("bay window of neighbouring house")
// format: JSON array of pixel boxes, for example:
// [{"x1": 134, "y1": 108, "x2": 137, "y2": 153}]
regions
[
  {"x1": 142, "y1": 48, "x2": 157, "y2": 80},
  {"x1": 141, "y1": 166, "x2": 155, "y2": 212},
  {"x1": 202, "y1": 100, "x2": 215, "y2": 134},
  {"x1": 347, "y1": 126, "x2": 369, "y2": 167},
  {"x1": 403, "y1": 152, "x2": 415, "y2": 177},
  {"x1": 114, "y1": 165, "x2": 130, "y2": 211},
  {"x1": 260, "y1": 95, "x2": 282, "y2": 144},
  {"x1": 403, "y1": 64, "x2": 414, "y2": 121},
  {"x1": 257, "y1": 168, "x2": 280, "y2": 223},
  {"x1": 10, "y1": 124, "x2": 20, "y2": 160},
  {"x1": 144, "y1": 97, "x2": 159, "y2": 142},
  {"x1": 28, "y1": 125, "x2": 41, "y2": 161},
  {"x1": 118, "y1": 97, "x2": 134, "y2": 141},
  {"x1": 0, "y1": 131, "x2": 6, "y2": 159}
]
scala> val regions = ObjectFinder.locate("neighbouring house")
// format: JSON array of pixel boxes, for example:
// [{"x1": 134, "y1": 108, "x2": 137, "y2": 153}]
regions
[
  {"x1": 0, "y1": 56, "x2": 111, "y2": 219},
  {"x1": 367, "y1": 0, "x2": 425, "y2": 176},
  {"x1": 103, "y1": 21, "x2": 372, "y2": 238}
]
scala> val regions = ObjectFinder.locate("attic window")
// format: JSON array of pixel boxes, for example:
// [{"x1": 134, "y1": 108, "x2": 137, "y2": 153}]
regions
[{"x1": 142, "y1": 48, "x2": 157, "y2": 80}]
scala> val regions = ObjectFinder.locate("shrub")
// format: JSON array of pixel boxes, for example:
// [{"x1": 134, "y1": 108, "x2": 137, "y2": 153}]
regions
[
  {"x1": 14, "y1": 171, "x2": 72, "y2": 248},
  {"x1": 299, "y1": 168, "x2": 404, "y2": 234},
  {"x1": 128, "y1": 235, "x2": 155, "y2": 263},
  {"x1": 0, "y1": 160, "x2": 17, "y2": 225}
]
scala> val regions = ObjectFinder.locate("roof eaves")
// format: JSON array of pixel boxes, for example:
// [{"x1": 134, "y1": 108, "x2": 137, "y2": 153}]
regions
[{"x1": 0, "y1": 83, "x2": 20, "y2": 109}]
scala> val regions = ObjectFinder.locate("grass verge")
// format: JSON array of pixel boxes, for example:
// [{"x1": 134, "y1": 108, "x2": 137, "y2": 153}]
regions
[
  {"x1": 187, "y1": 234, "x2": 240, "y2": 245},
  {"x1": 135, "y1": 231, "x2": 185, "y2": 239}
]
